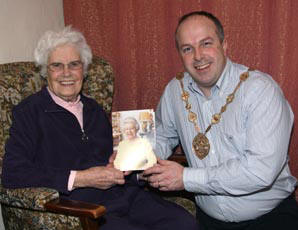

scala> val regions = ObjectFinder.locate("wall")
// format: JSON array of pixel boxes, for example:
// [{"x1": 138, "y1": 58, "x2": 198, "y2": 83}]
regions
[
  {"x1": 0, "y1": 0, "x2": 64, "y2": 64},
  {"x1": 0, "y1": 0, "x2": 64, "y2": 228}
]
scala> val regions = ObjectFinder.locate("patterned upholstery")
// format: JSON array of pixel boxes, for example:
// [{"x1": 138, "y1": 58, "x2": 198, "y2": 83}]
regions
[{"x1": 0, "y1": 57, "x2": 114, "y2": 230}]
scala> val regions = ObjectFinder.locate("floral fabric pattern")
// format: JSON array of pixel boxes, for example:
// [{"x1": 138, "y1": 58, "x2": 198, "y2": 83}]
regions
[{"x1": 2, "y1": 206, "x2": 81, "y2": 230}]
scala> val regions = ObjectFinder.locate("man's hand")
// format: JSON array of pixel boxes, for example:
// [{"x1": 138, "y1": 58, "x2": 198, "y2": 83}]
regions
[
  {"x1": 74, "y1": 166, "x2": 125, "y2": 190},
  {"x1": 143, "y1": 159, "x2": 184, "y2": 191}
]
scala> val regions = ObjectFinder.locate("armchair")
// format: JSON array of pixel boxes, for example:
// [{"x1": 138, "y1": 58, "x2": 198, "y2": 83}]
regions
[{"x1": 0, "y1": 57, "x2": 114, "y2": 230}]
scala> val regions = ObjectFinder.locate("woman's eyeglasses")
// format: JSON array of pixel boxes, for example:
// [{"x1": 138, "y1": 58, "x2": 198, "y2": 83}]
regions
[{"x1": 47, "y1": 60, "x2": 83, "y2": 72}]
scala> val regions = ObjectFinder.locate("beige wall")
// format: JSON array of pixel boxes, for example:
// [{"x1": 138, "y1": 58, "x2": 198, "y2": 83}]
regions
[
  {"x1": 0, "y1": 1, "x2": 64, "y2": 228},
  {"x1": 0, "y1": 0, "x2": 64, "y2": 64}
]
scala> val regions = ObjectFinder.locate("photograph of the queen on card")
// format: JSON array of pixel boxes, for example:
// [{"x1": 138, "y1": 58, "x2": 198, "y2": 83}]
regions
[{"x1": 112, "y1": 109, "x2": 157, "y2": 171}]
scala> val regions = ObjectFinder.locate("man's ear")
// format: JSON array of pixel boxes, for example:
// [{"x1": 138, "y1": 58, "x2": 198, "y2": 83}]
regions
[{"x1": 222, "y1": 39, "x2": 228, "y2": 55}]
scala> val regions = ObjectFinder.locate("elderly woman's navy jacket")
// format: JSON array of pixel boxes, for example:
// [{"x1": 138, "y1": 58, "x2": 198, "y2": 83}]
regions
[{"x1": 2, "y1": 87, "x2": 136, "y2": 206}]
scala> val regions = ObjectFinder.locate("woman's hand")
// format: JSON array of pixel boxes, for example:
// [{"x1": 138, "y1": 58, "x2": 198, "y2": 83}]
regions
[
  {"x1": 107, "y1": 151, "x2": 132, "y2": 176},
  {"x1": 107, "y1": 151, "x2": 117, "y2": 168},
  {"x1": 74, "y1": 166, "x2": 125, "y2": 190}
]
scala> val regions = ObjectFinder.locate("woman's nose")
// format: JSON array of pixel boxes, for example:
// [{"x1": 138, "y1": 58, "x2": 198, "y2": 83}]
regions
[{"x1": 63, "y1": 65, "x2": 71, "y2": 76}]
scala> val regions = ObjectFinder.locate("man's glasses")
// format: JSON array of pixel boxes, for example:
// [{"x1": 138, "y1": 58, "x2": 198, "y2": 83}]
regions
[{"x1": 47, "y1": 60, "x2": 83, "y2": 72}]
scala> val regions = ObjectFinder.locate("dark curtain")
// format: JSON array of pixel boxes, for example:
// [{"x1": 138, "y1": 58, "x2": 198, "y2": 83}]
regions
[{"x1": 63, "y1": 0, "x2": 298, "y2": 186}]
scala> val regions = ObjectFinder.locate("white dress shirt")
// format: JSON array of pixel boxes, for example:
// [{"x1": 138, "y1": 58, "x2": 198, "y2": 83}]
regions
[{"x1": 155, "y1": 59, "x2": 297, "y2": 222}]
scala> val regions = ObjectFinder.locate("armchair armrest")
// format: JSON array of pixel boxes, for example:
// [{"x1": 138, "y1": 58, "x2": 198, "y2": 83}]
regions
[
  {"x1": 169, "y1": 145, "x2": 188, "y2": 166},
  {"x1": 45, "y1": 198, "x2": 106, "y2": 230},
  {"x1": 45, "y1": 198, "x2": 106, "y2": 219},
  {"x1": 0, "y1": 185, "x2": 58, "y2": 210},
  {"x1": 168, "y1": 154, "x2": 187, "y2": 165},
  {"x1": 0, "y1": 184, "x2": 106, "y2": 230}
]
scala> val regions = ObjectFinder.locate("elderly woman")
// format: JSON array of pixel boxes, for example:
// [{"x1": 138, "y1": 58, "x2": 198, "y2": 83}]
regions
[{"x1": 2, "y1": 27, "x2": 198, "y2": 230}]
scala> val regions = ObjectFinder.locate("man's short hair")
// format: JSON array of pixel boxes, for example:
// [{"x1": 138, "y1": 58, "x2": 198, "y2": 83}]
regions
[{"x1": 175, "y1": 11, "x2": 225, "y2": 48}]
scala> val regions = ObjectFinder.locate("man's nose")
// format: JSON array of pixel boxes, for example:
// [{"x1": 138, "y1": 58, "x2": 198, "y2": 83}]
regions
[{"x1": 194, "y1": 47, "x2": 203, "y2": 61}]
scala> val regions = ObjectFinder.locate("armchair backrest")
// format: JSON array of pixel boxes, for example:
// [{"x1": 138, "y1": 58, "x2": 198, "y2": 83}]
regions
[{"x1": 0, "y1": 56, "x2": 114, "y2": 172}]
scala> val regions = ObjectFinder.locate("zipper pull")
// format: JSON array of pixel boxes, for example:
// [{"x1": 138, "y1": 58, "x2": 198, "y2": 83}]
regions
[{"x1": 81, "y1": 129, "x2": 88, "y2": 141}]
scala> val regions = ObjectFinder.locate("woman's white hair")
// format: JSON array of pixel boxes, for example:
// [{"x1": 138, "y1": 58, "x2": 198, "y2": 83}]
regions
[{"x1": 34, "y1": 26, "x2": 92, "y2": 78}]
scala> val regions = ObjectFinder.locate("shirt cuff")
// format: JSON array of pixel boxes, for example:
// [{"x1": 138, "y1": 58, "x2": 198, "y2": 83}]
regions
[
  {"x1": 183, "y1": 167, "x2": 206, "y2": 193},
  {"x1": 68, "y1": 170, "x2": 77, "y2": 191}
]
